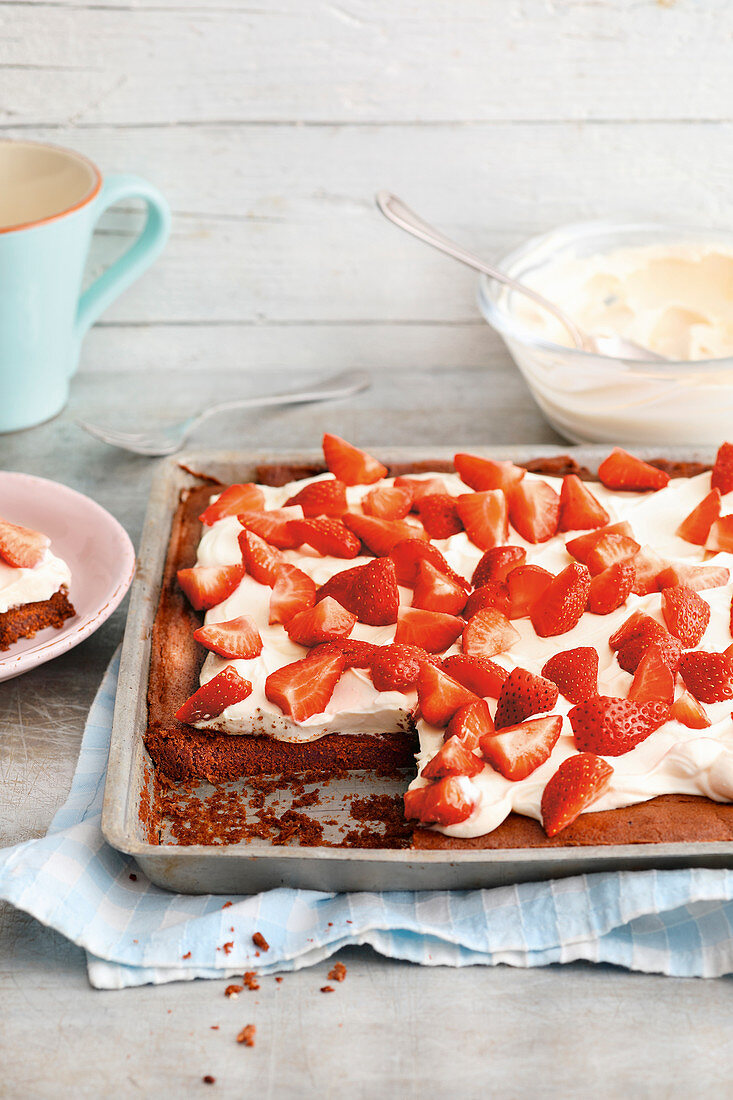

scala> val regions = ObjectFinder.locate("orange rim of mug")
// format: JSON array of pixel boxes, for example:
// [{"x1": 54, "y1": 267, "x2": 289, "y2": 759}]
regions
[{"x1": 0, "y1": 139, "x2": 103, "y2": 235}]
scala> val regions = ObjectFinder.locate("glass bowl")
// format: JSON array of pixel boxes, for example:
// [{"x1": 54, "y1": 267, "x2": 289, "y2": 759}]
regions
[{"x1": 477, "y1": 220, "x2": 733, "y2": 445}]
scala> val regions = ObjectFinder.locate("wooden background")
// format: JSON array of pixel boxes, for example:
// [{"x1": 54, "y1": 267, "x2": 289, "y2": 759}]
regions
[{"x1": 2, "y1": 0, "x2": 732, "y2": 383}]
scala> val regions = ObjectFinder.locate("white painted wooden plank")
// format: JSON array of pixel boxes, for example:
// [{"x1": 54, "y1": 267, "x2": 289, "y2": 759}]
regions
[{"x1": 0, "y1": 0, "x2": 731, "y2": 126}]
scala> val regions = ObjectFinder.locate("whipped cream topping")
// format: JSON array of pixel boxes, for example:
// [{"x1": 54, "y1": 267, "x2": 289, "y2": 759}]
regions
[
  {"x1": 0, "y1": 547, "x2": 71, "y2": 614},
  {"x1": 194, "y1": 466, "x2": 733, "y2": 837}
]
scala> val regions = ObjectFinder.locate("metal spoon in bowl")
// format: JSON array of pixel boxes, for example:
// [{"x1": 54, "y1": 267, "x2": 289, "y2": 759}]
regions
[{"x1": 376, "y1": 192, "x2": 666, "y2": 362}]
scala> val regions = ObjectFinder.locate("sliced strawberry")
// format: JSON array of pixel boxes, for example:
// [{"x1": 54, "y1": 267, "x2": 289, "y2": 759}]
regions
[
  {"x1": 442, "y1": 653, "x2": 509, "y2": 698},
  {"x1": 422, "y1": 736, "x2": 484, "y2": 779},
  {"x1": 676, "y1": 488, "x2": 721, "y2": 546},
  {"x1": 471, "y1": 545, "x2": 526, "y2": 588},
  {"x1": 597, "y1": 449, "x2": 670, "y2": 491},
  {"x1": 284, "y1": 479, "x2": 348, "y2": 517},
  {"x1": 238, "y1": 529, "x2": 282, "y2": 586},
  {"x1": 238, "y1": 509, "x2": 300, "y2": 550},
  {"x1": 343, "y1": 513, "x2": 427, "y2": 556},
  {"x1": 711, "y1": 441, "x2": 733, "y2": 494},
  {"x1": 317, "y1": 557, "x2": 399, "y2": 626},
  {"x1": 199, "y1": 483, "x2": 264, "y2": 525},
  {"x1": 265, "y1": 646, "x2": 346, "y2": 721},
  {"x1": 704, "y1": 516, "x2": 733, "y2": 553},
  {"x1": 585, "y1": 533, "x2": 640, "y2": 576},
  {"x1": 588, "y1": 559, "x2": 636, "y2": 616},
  {"x1": 193, "y1": 615, "x2": 262, "y2": 659},
  {"x1": 494, "y1": 667, "x2": 560, "y2": 728},
  {"x1": 412, "y1": 559, "x2": 468, "y2": 616},
  {"x1": 286, "y1": 596, "x2": 356, "y2": 647},
  {"x1": 454, "y1": 453, "x2": 526, "y2": 493},
  {"x1": 324, "y1": 636, "x2": 379, "y2": 669},
  {"x1": 462, "y1": 608, "x2": 520, "y2": 658},
  {"x1": 541, "y1": 647, "x2": 599, "y2": 704},
  {"x1": 463, "y1": 581, "x2": 510, "y2": 619},
  {"x1": 541, "y1": 753, "x2": 613, "y2": 837},
  {"x1": 362, "y1": 485, "x2": 412, "y2": 520},
  {"x1": 610, "y1": 613, "x2": 682, "y2": 675},
  {"x1": 390, "y1": 539, "x2": 470, "y2": 589},
  {"x1": 566, "y1": 520, "x2": 635, "y2": 564},
  {"x1": 416, "y1": 494, "x2": 464, "y2": 539},
  {"x1": 661, "y1": 584, "x2": 710, "y2": 647},
  {"x1": 569, "y1": 696, "x2": 669, "y2": 755},
  {"x1": 631, "y1": 546, "x2": 667, "y2": 595},
  {"x1": 445, "y1": 698, "x2": 494, "y2": 750},
  {"x1": 505, "y1": 564, "x2": 553, "y2": 619},
  {"x1": 508, "y1": 479, "x2": 560, "y2": 543},
  {"x1": 656, "y1": 562, "x2": 730, "y2": 592},
  {"x1": 628, "y1": 643, "x2": 675, "y2": 705},
  {"x1": 416, "y1": 663, "x2": 479, "y2": 726},
  {"x1": 480, "y1": 714, "x2": 562, "y2": 781},
  {"x1": 370, "y1": 643, "x2": 432, "y2": 692},
  {"x1": 530, "y1": 562, "x2": 591, "y2": 638},
  {"x1": 269, "y1": 564, "x2": 316, "y2": 625},
  {"x1": 393, "y1": 476, "x2": 448, "y2": 506},
  {"x1": 455, "y1": 491, "x2": 508, "y2": 551},
  {"x1": 322, "y1": 433, "x2": 387, "y2": 486},
  {"x1": 671, "y1": 691, "x2": 711, "y2": 729},
  {"x1": 558, "y1": 474, "x2": 610, "y2": 532},
  {"x1": 176, "y1": 665, "x2": 253, "y2": 724},
  {"x1": 678, "y1": 651, "x2": 733, "y2": 703},
  {"x1": 177, "y1": 563, "x2": 245, "y2": 610},
  {"x1": 394, "y1": 607, "x2": 464, "y2": 653},
  {"x1": 0, "y1": 518, "x2": 49, "y2": 569},
  {"x1": 288, "y1": 517, "x2": 361, "y2": 559},
  {"x1": 404, "y1": 776, "x2": 477, "y2": 826}
]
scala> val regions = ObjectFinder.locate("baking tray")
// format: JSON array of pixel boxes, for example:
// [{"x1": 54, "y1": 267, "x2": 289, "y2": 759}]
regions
[{"x1": 101, "y1": 445, "x2": 733, "y2": 894}]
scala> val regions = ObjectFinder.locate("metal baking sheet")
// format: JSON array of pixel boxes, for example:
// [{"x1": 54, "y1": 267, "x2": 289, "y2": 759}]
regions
[{"x1": 101, "y1": 445, "x2": 733, "y2": 894}]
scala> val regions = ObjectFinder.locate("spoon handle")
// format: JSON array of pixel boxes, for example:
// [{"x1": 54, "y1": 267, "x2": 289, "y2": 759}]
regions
[{"x1": 375, "y1": 191, "x2": 587, "y2": 351}]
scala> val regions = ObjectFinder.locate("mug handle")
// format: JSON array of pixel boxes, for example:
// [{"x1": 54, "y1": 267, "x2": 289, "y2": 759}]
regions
[{"x1": 73, "y1": 174, "x2": 171, "y2": 366}]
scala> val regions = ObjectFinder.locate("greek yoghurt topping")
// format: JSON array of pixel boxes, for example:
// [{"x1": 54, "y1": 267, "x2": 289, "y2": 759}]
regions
[{"x1": 0, "y1": 548, "x2": 71, "y2": 614}]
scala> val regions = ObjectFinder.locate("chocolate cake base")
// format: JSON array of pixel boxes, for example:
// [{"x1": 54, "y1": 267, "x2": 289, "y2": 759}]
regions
[{"x1": 0, "y1": 587, "x2": 75, "y2": 650}]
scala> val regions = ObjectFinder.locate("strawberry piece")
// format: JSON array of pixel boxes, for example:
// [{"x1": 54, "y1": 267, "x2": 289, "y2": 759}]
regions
[
  {"x1": 471, "y1": 545, "x2": 526, "y2": 588},
  {"x1": 177, "y1": 563, "x2": 245, "y2": 610},
  {"x1": 0, "y1": 518, "x2": 49, "y2": 569},
  {"x1": 462, "y1": 608, "x2": 520, "y2": 658},
  {"x1": 628, "y1": 643, "x2": 675, "y2": 705},
  {"x1": 362, "y1": 485, "x2": 412, "y2": 520},
  {"x1": 558, "y1": 474, "x2": 610, "y2": 532},
  {"x1": 569, "y1": 696, "x2": 669, "y2": 755},
  {"x1": 530, "y1": 562, "x2": 591, "y2": 638},
  {"x1": 265, "y1": 646, "x2": 346, "y2": 721},
  {"x1": 323, "y1": 636, "x2": 379, "y2": 669},
  {"x1": 389, "y1": 539, "x2": 469, "y2": 589},
  {"x1": 588, "y1": 559, "x2": 636, "y2": 616},
  {"x1": 678, "y1": 651, "x2": 733, "y2": 703},
  {"x1": 597, "y1": 449, "x2": 670, "y2": 491},
  {"x1": 286, "y1": 596, "x2": 356, "y2": 647},
  {"x1": 631, "y1": 546, "x2": 667, "y2": 595},
  {"x1": 566, "y1": 521, "x2": 635, "y2": 564},
  {"x1": 416, "y1": 494, "x2": 464, "y2": 539},
  {"x1": 656, "y1": 562, "x2": 730, "y2": 592},
  {"x1": 176, "y1": 666, "x2": 253, "y2": 724},
  {"x1": 284, "y1": 479, "x2": 348, "y2": 517},
  {"x1": 541, "y1": 647, "x2": 599, "y2": 704},
  {"x1": 238, "y1": 529, "x2": 282, "y2": 586},
  {"x1": 494, "y1": 667, "x2": 560, "y2": 729},
  {"x1": 269, "y1": 564, "x2": 316, "y2": 625},
  {"x1": 442, "y1": 653, "x2": 508, "y2": 698},
  {"x1": 541, "y1": 753, "x2": 613, "y2": 837},
  {"x1": 480, "y1": 714, "x2": 562, "y2": 781},
  {"x1": 317, "y1": 557, "x2": 399, "y2": 626},
  {"x1": 393, "y1": 476, "x2": 448, "y2": 507},
  {"x1": 322, "y1": 433, "x2": 387, "y2": 486},
  {"x1": 445, "y1": 698, "x2": 494, "y2": 750},
  {"x1": 193, "y1": 615, "x2": 263, "y2": 659},
  {"x1": 585, "y1": 533, "x2": 640, "y2": 576},
  {"x1": 505, "y1": 564, "x2": 553, "y2": 619},
  {"x1": 704, "y1": 516, "x2": 733, "y2": 553},
  {"x1": 454, "y1": 454, "x2": 525, "y2": 494},
  {"x1": 288, "y1": 516, "x2": 361, "y2": 558},
  {"x1": 676, "y1": 489, "x2": 722, "y2": 546},
  {"x1": 394, "y1": 607, "x2": 464, "y2": 653},
  {"x1": 422, "y1": 736, "x2": 484, "y2": 779},
  {"x1": 463, "y1": 581, "x2": 510, "y2": 619},
  {"x1": 238, "y1": 509, "x2": 300, "y2": 550},
  {"x1": 343, "y1": 513, "x2": 427, "y2": 556},
  {"x1": 404, "y1": 776, "x2": 477, "y2": 826},
  {"x1": 671, "y1": 691, "x2": 711, "y2": 729},
  {"x1": 199, "y1": 483, "x2": 264, "y2": 525},
  {"x1": 508, "y1": 479, "x2": 560, "y2": 543},
  {"x1": 610, "y1": 613, "x2": 682, "y2": 675},
  {"x1": 370, "y1": 643, "x2": 432, "y2": 692},
  {"x1": 412, "y1": 559, "x2": 468, "y2": 616},
  {"x1": 661, "y1": 584, "x2": 710, "y2": 647},
  {"x1": 455, "y1": 491, "x2": 508, "y2": 551},
  {"x1": 711, "y1": 441, "x2": 733, "y2": 494},
  {"x1": 416, "y1": 663, "x2": 480, "y2": 726}
]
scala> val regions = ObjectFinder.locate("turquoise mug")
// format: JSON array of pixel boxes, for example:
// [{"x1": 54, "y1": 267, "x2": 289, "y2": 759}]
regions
[{"x1": 0, "y1": 139, "x2": 170, "y2": 432}]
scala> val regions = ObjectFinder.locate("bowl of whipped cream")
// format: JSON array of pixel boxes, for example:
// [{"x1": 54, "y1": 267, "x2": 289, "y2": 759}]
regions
[{"x1": 478, "y1": 221, "x2": 733, "y2": 445}]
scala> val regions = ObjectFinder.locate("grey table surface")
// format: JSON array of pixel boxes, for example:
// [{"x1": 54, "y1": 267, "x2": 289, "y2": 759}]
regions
[{"x1": 1, "y1": 363, "x2": 731, "y2": 1099}]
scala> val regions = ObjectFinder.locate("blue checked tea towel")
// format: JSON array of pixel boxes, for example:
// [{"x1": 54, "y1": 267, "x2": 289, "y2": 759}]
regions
[{"x1": 1, "y1": 651, "x2": 732, "y2": 988}]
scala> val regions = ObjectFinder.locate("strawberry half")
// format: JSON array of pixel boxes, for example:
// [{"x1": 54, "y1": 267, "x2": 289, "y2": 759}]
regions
[
  {"x1": 238, "y1": 529, "x2": 282, "y2": 586},
  {"x1": 324, "y1": 636, "x2": 379, "y2": 669},
  {"x1": 671, "y1": 691, "x2": 711, "y2": 729},
  {"x1": 676, "y1": 488, "x2": 721, "y2": 546},
  {"x1": 454, "y1": 454, "x2": 525, "y2": 493},
  {"x1": 661, "y1": 584, "x2": 710, "y2": 647},
  {"x1": 176, "y1": 666, "x2": 253, "y2": 724},
  {"x1": 390, "y1": 539, "x2": 469, "y2": 589},
  {"x1": 421, "y1": 736, "x2": 484, "y2": 779},
  {"x1": 442, "y1": 653, "x2": 508, "y2": 698},
  {"x1": 177, "y1": 563, "x2": 245, "y2": 610},
  {"x1": 343, "y1": 513, "x2": 427, "y2": 556},
  {"x1": 416, "y1": 663, "x2": 479, "y2": 727},
  {"x1": 238, "y1": 509, "x2": 300, "y2": 550},
  {"x1": 704, "y1": 516, "x2": 733, "y2": 553},
  {"x1": 193, "y1": 615, "x2": 263, "y2": 659},
  {"x1": 0, "y1": 518, "x2": 49, "y2": 569},
  {"x1": 530, "y1": 562, "x2": 591, "y2": 638},
  {"x1": 540, "y1": 753, "x2": 613, "y2": 837},
  {"x1": 480, "y1": 714, "x2": 562, "y2": 781},
  {"x1": 656, "y1": 562, "x2": 730, "y2": 592},
  {"x1": 597, "y1": 449, "x2": 670, "y2": 491},
  {"x1": 317, "y1": 557, "x2": 400, "y2": 626},
  {"x1": 610, "y1": 612, "x2": 682, "y2": 675},
  {"x1": 370, "y1": 643, "x2": 432, "y2": 692},
  {"x1": 265, "y1": 646, "x2": 346, "y2": 721},
  {"x1": 412, "y1": 559, "x2": 468, "y2": 616},
  {"x1": 505, "y1": 564, "x2": 553, "y2": 619},
  {"x1": 288, "y1": 517, "x2": 361, "y2": 558},
  {"x1": 588, "y1": 559, "x2": 636, "y2": 616},
  {"x1": 322, "y1": 433, "x2": 387, "y2": 486},
  {"x1": 445, "y1": 698, "x2": 494, "y2": 750},
  {"x1": 269, "y1": 564, "x2": 316, "y2": 625},
  {"x1": 416, "y1": 494, "x2": 464, "y2": 539},
  {"x1": 541, "y1": 647, "x2": 599, "y2": 704},
  {"x1": 628, "y1": 643, "x2": 675, "y2": 705},
  {"x1": 199, "y1": 483, "x2": 264, "y2": 525},
  {"x1": 565, "y1": 520, "x2": 635, "y2": 564},
  {"x1": 711, "y1": 441, "x2": 733, "y2": 494},
  {"x1": 558, "y1": 474, "x2": 610, "y2": 532},
  {"x1": 284, "y1": 478, "x2": 348, "y2": 517},
  {"x1": 463, "y1": 581, "x2": 510, "y2": 620},
  {"x1": 678, "y1": 651, "x2": 733, "y2": 703},
  {"x1": 462, "y1": 608, "x2": 520, "y2": 658},
  {"x1": 630, "y1": 546, "x2": 667, "y2": 596},
  {"x1": 471, "y1": 545, "x2": 526, "y2": 588},
  {"x1": 393, "y1": 475, "x2": 448, "y2": 506},
  {"x1": 286, "y1": 596, "x2": 356, "y2": 647},
  {"x1": 569, "y1": 696, "x2": 669, "y2": 755},
  {"x1": 362, "y1": 485, "x2": 413, "y2": 520},
  {"x1": 455, "y1": 491, "x2": 508, "y2": 551},
  {"x1": 508, "y1": 479, "x2": 560, "y2": 543},
  {"x1": 493, "y1": 667, "x2": 559, "y2": 729},
  {"x1": 403, "y1": 776, "x2": 476, "y2": 826},
  {"x1": 394, "y1": 607, "x2": 464, "y2": 653},
  {"x1": 585, "y1": 533, "x2": 640, "y2": 576}
]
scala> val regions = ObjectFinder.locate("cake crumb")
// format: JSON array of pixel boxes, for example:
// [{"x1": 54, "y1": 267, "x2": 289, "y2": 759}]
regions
[
  {"x1": 243, "y1": 971, "x2": 260, "y2": 991},
  {"x1": 225, "y1": 984, "x2": 242, "y2": 998},
  {"x1": 203, "y1": 1075, "x2": 216, "y2": 1085},
  {"x1": 275, "y1": 976, "x2": 283, "y2": 984},
  {"x1": 320, "y1": 985, "x2": 334, "y2": 993},
  {"x1": 328, "y1": 962, "x2": 347, "y2": 982},
  {"x1": 237, "y1": 1024, "x2": 256, "y2": 1047},
  {"x1": 182, "y1": 951, "x2": 191, "y2": 960},
  {"x1": 128, "y1": 873, "x2": 137, "y2": 882},
  {"x1": 222, "y1": 941, "x2": 233, "y2": 955},
  {"x1": 252, "y1": 932, "x2": 269, "y2": 951}
]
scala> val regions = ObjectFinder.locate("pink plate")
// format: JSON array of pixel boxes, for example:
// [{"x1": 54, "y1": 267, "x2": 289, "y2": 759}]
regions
[{"x1": 0, "y1": 472, "x2": 135, "y2": 681}]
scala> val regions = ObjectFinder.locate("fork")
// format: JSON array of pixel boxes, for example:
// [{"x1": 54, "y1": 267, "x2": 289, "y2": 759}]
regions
[{"x1": 77, "y1": 370, "x2": 371, "y2": 456}]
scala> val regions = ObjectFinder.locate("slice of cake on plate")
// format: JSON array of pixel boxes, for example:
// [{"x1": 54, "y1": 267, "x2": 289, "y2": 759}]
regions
[{"x1": 0, "y1": 517, "x2": 75, "y2": 649}]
